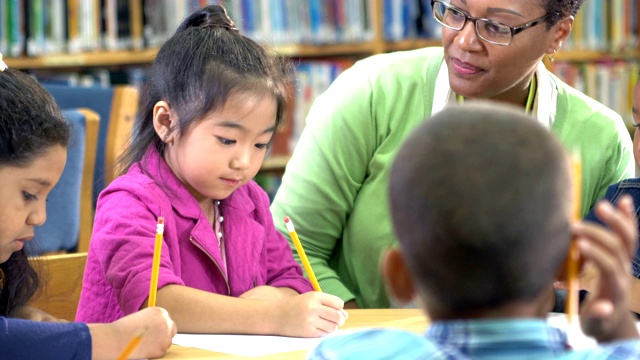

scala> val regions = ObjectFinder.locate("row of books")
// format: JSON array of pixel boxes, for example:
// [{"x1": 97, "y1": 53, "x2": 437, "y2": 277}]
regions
[
  {"x1": 0, "y1": 0, "x2": 444, "y2": 58},
  {"x1": 564, "y1": 0, "x2": 639, "y2": 52},
  {"x1": 383, "y1": 0, "x2": 440, "y2": 41},
  {"x1": 225, "y1": 0, "x2": 373, "y2": 45},
  {"x1": 550, "y1": 60, "x2": 639, "y2": 126},
  {"x1": 269, "y1": 59, "x2": 354, "y2": 156},
  {"x1": 0, "y1": 0, "x2": 221, "y2": 57}
]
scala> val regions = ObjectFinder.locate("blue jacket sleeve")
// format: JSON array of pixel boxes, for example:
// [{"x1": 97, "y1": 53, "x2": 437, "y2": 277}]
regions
[{"x1": 0, "y1": 317, "x2": 92, "y2": 360}]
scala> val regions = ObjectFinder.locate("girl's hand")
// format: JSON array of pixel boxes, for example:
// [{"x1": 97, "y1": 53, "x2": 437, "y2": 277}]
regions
[
  {"x1": 239, "y1": 285, "x2": 298, "y2": 300},
  {"x1": 273, "y1": 292, "x2": 347, "y2": 338},
  {"x1": 576, "y1": 196, "x2": 639, "y2": 342},
  {"x1": 12, "y1": 306, "x2": 64, "y2": 322},
  {"x1": 89, "y1": 306, "x2": 177, "y2": 360}
]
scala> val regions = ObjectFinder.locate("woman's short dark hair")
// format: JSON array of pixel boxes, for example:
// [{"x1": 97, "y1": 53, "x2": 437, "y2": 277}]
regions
[{"x1": 541, "y1": 0, "x2": 585, "y2": 28}]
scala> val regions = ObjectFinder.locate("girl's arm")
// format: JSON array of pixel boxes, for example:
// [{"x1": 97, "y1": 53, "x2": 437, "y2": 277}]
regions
[
  {"x1": 11, "y1": 305, "x2": 61, "y2": 322},
  {"x1": 1, "y1": 307, "x2": 175, "y2": 360},
  {"x1": 152, "y1": 284, "x2": 345, "y2": 338},
  {"x1": 0, "y1": 316, "x2": 91, "y2": 359}
]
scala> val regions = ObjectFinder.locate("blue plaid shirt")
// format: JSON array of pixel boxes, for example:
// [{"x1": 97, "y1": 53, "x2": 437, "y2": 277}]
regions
[{"x1": 308, "y1": 319, "x2": 640, "y2": 359}]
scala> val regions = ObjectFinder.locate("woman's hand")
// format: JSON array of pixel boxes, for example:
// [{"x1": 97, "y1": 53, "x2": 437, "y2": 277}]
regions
[{"x1": 272, "y1": 292, "x2": 348, "y2": 338}]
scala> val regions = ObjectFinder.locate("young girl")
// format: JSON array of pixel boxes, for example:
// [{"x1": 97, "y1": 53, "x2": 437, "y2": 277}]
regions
[
  {"x1": 0, "y1": 61, "x2": 175, "y2": 359},
  {"x1": 76, "y1": 5, "x2": 346, "y2": 337}
]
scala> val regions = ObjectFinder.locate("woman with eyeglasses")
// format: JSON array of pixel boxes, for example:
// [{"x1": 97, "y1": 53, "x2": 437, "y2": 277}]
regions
[{"x1": 271, "y1": 0, "x2": 633, "y2": 309}]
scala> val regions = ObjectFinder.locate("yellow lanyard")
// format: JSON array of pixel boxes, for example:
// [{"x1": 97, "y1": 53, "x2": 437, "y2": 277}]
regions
[{"x1": 456, "y1": 75, "x2": 537, "y2": 114}]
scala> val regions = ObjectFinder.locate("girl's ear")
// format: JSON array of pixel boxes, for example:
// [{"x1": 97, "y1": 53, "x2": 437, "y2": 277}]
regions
[
  {"x1": 381, "y1": 247, "x2": 416, "y2": 306},
  {"x1": 153, "y1": 101, "x2": 176, "y2": 144},
  {"x1": 546, "y1": 16, "x2": 573, "y2": 56}
]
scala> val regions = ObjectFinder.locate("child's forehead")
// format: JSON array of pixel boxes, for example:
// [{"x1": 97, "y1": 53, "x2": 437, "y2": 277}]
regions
[{"x1": 0, "y1": 146, "x2": 67, "y2": 182}]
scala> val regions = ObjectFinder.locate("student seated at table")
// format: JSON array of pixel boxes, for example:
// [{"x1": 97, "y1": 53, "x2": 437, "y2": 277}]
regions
[
  {"x1": 309, "y1": 103, "x2": 640, "y2": 359},
  {"x1": 76, "y1": 5, "x2": 346, "y2": 338},
  {"x1": 0, "y1": 60, "x2": 176, "y2": 360}
]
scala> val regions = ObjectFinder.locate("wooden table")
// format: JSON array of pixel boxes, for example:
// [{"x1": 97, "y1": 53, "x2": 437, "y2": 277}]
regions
[{"x1": 162, "y1": 309, "x2": 429, "y2": 359}]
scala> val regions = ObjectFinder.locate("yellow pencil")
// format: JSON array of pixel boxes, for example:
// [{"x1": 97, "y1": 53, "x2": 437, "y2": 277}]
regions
[
  {"x1": 565, "y1": 153, "x2": 582, "y2": 324},
  {"x1": 285, "y1": 216, "x2": 322, "y2": 292},
  {"x1": 116, "y1": 333, "x2": 143, "y2": 360},
  {"x1": 148, "y1": 217, "x2": 164, "y2": 307}
]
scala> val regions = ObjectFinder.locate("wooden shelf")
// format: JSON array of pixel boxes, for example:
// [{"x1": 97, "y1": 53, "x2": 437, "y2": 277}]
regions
[
  {"x1": 5, "y1": 42, "x2": 379, "y2": 70},
  {"x1": 5, "y1": 49, "x2": 159, "y2": 69},
  {"x1": 554, "y1": 49, "x2": 640, "y2": 62},
  {"x1": 274, "y1": 42, "x2": 377, "y2": 57},
  {"x1": 261, "y1": 155, "x2": 290, "y2": 171}
]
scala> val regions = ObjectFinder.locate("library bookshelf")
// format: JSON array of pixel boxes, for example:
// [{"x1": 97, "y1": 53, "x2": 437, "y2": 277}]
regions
[{"x1": 3, "y1": 0, "x2": 638, "y2": 170}]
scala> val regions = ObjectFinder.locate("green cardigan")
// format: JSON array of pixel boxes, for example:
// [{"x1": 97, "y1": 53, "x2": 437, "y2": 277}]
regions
[{"x1": 271, "y1": 47, "x2": 634, "y2": 308}]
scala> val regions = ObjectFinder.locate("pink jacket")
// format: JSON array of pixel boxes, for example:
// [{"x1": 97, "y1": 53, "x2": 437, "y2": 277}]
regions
[{"x1": 76, "y1": 147, "x2": 312, "y2": 322}]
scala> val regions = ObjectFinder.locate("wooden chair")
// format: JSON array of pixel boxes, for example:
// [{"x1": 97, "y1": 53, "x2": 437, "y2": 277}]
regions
[
  {"x1": 42, "y1": 84, "x2": 139, "y2": 207},
  {"x1": 77, "y1": 109, "x2": 100, "y2": 252},
  {"x1": 30, "y1": 109, "x2": 99, "y2": 255},
  {"x1": 28, "y1": 253, "x2": 88, "y2": 322}
]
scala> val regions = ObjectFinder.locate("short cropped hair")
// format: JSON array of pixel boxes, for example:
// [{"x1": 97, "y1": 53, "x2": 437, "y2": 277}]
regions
[
  {"x1": 541, "y1": 0, "x2": 584, "y2": 28},
  {"x1": 389, "y1": 102, "x2": 572, "y2": 313}
]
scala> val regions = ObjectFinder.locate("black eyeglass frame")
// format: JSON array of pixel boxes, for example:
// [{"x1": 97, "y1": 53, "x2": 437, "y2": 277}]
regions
[{"x1": 431, "y1": 0, "x2": 548, "y2": 46}]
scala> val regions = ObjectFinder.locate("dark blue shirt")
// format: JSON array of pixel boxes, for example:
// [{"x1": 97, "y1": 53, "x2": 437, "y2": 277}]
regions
[
  {"x1": 0, "y1": 316, "x2": 91, "y2": 359},
  {"x1": 584, "y1": 178, "x2": 640, "y2": 277}
]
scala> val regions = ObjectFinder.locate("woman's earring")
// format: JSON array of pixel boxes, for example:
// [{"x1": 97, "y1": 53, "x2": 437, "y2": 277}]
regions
[{"x1": 548, "y1": 49, "x2": 557, "y2": 63}]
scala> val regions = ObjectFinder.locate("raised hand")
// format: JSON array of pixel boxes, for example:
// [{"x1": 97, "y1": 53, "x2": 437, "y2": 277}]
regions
[{"x1": 576, "y1": 196, "x2": 639, "y2": 342}]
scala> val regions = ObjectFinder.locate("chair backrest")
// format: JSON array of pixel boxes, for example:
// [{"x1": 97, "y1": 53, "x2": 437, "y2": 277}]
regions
[
  {"x1": 30, "y1": 109, "x2": 99, "y2": 255},
  {"x1": 28, "y1": 253, "x2": 88, "y2": 322},
  {"x1": 41, "y1": 84, "x2": 138, "y2": 205}
]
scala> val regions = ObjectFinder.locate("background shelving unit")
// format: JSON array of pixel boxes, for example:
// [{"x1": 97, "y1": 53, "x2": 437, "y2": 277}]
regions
[{"x1": 3, "y1": 0, "x2": 639, "y2": 197}]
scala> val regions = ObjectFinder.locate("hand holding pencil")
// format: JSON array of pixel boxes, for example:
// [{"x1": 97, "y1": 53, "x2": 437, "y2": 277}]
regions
[
  {"x1": 106, "y1": 307, "x2": 177, "y2": 360},
  {"x1": 275, "y1": 216, "x2": 348, "y2": 338},
  {"x1": 573, "y1": 195, "x2": 639, "y2": 342}
]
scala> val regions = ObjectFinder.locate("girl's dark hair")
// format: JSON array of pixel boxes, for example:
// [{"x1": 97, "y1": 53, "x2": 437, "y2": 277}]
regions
[
  {"x1": 0, "y1": 68, "x2": 70, "y2": 316},
  {"x1": 118, "y1": 5, "x2": 295, "y2": 174},
  {"x1": 541, "y1": 0, "x2": 585, "y2": 28},
  {"x1": 0, "y1": 68, "x2": 69, "y2": 167},
  {"x1": 0, "y1": 251, "x2": 38, "y2": 316}
]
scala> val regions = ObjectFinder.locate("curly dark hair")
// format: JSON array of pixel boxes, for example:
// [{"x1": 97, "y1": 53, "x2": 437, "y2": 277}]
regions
[
  {"x1": 541, "y1": 0, "x2": 585, "y2": 28},
  {"x1": 0, "y1": 68, "x2": 70, "y2": 316}
]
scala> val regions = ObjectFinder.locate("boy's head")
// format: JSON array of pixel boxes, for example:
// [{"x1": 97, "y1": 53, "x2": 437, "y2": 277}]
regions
[{"x1": 385, "y1": 102, "x2": 572, "y2": 318}]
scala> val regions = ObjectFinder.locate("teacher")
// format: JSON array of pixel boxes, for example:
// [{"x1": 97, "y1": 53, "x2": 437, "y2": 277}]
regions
[{"x1": 271, "y1": 0, "x2": 633, "y2": 308}]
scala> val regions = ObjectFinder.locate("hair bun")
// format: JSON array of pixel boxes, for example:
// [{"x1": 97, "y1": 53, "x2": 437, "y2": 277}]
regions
[{"x1": 177, "y1": 5, "x2": 238, "y2": 33}]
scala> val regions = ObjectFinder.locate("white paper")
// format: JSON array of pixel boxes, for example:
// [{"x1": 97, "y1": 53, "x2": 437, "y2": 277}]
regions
[
  {"x1": 547, "y1": 312, "x2": 640, "y2": 350},
  {"x1": 172, "y1": 333, "x2": 326, "y2": 356}
]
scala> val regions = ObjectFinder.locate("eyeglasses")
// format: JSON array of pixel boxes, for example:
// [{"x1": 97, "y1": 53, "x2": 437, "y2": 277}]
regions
[{"x1": 431, "y1": 0, "x2": 547, "y2": 46}]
